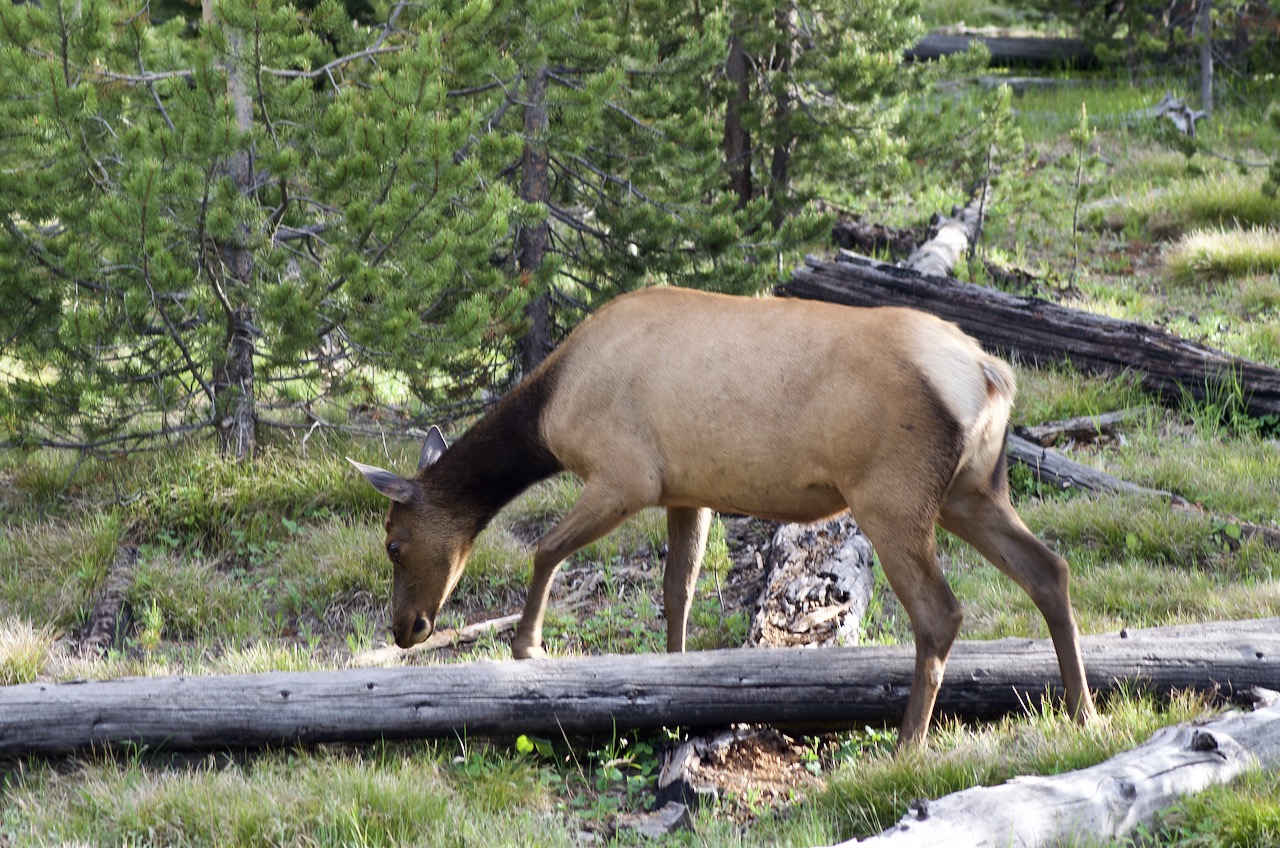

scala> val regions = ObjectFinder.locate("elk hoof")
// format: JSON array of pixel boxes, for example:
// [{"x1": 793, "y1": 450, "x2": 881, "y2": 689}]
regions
[{"x1": 512, "y1": 642, "x2": 547, "y2": 660}]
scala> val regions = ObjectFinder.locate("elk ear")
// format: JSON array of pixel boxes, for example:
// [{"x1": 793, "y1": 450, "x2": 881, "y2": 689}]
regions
[
  {"x1": 418, "y1": 425, "x2": 448, "y2": 472},
  {"x1": 347, "y1": 458, "x2": 417, "y2": 505}
]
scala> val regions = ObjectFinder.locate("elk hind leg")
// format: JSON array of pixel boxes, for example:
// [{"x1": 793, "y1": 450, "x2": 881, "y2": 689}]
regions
[{"x1": 940, "y1": 482, "x2": 1096, "y2": 723}]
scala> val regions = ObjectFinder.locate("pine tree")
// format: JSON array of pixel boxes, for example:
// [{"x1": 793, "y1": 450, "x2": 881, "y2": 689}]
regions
[{"x1": 0, "y1": 0, "x2": 528, "y2": 455}]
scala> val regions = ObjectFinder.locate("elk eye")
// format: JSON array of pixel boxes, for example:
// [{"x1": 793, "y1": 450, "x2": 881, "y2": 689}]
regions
[{"x1": 386, "y1": 541, "x2": 400, "y2": 560}]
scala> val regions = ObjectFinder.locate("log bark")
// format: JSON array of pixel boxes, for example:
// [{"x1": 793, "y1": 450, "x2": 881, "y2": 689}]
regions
[
  {"x1": 905, "y1": 33, "x2": 1098, "y2": 69},
  {"x1": 831, "y1": 702, "x2": 1280, "y2": 848},
  {"x1": 749, "y1": 517, "x2": 875, "y2": 648},
  {"x1": 778, "y1": 253, "x2": 1280, "y2": 421},
  {"x1": 3, "y1": 619, "x2": 1278, "y2": 757},
  {"x1": 80, "y1": 545, "x2": 137, "y2": 655}
]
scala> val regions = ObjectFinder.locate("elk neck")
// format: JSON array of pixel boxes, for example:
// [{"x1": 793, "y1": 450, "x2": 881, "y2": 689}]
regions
[{"x1": 419, "y1": 358, "x2": 566, "y2": 536}]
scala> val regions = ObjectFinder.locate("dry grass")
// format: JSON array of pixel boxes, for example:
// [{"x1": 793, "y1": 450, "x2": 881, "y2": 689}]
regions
[
  {"x1": 1166, "y1": 226, "x2": 1280, "y2": 287},
  {"x1": 0, "y1": 617, "x2": 58, "y2": 685}
]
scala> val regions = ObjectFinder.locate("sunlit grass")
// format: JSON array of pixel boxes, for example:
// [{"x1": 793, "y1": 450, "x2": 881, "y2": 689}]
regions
[
  {"x1": 1099, "y1": 173, "x2": 1280, "y2": 241},
  {"x1": 1166, "y1": 227, "x2": 1280, "y2": 287},
  {"x1": 2, "y1": 743, "x2": 570, "y2": 848},
  {"x1": 0, "y1": 617, "x2": 58, "y2": 685}
]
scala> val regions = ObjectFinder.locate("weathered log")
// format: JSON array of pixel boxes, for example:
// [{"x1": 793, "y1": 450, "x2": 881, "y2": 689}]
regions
[
  {"x1": 831, "y1": 702, "x2": 1280, "y2": 848},
  {"x1": 80, "y1": 545, "x2": 137, "y2": 655},
  {"x1": 905, "y1": 33, "x2": 1098, "y2": 69},
  {"x1": 1015, "y1": 408, "x2": 1144, "y2": 447},
  {"x1": 749, "y1": 517, "x2": 876, "y2": 648},
  {"x1": 3, "y1": 619, "x2": 1278, "y2": 757},
  {"x1": 832, "y1": 217, "x2": 920, "y2": 260},
  {"x1": 1006, "y1": 432, "x2": 1171, "y2": 498},
  {"x1": 903, "y1": 183, "x2": 990, "y2": 278},
  {"x1": 1007, "y1": 432, "x2": 1280, "y2": 550},
  {"x1": 779, "y1": 253, "x2": 1280, "y2": 421}
]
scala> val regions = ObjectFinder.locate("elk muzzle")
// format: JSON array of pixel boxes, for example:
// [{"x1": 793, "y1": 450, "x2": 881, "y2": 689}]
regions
[{"x1": 392, "y1": 612, "x2": 434, "y2": 649}]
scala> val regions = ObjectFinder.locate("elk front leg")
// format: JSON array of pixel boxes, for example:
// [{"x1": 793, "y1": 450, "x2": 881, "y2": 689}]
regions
[
  {"x1": 664, "y1": 506, "x2": 711, "y2": 652},
  {"x1": 513, "y1": 478, "x2": 647, "y2": 659}
]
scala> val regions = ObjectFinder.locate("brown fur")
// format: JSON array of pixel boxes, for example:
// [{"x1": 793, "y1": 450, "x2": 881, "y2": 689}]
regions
[{"x1": 351, "y1": 287, "x2": 1096, "y2": 746}]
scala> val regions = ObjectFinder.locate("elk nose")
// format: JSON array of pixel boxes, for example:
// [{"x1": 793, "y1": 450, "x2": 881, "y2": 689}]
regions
[{"x1": 393, "y1": 615, "x2": 432, "y2": 650}]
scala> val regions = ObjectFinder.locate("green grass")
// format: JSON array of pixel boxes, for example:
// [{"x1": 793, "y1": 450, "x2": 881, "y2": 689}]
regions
[
  {"x1": 814, "y1": 691, "x2": 1211, "y2": 841},
  {"x1": 1138, "y1": 769, "x2": 1280, "y2": 848}
]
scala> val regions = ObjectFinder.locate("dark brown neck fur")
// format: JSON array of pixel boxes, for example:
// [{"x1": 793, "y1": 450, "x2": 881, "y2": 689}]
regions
[{"x1": 419, "y1": 361, "x2": 565, "y2": 536}]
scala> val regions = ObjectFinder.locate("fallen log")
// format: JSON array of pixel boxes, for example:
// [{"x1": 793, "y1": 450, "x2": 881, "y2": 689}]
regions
[
  {"x1": 833, "y1": 701, "x2": 1280, "y2": 848},
  {"x1": 1006, "y1": 432, "x2": 1171, "y2": 499},
  {"x1": 3, "y1": 619, "x2": 1277, "y2": 757},
  {"x1": 1015, "y1": 408, "x2": 1144, "y2": 447},
  {"x1": 831, "y1": 216, "x2": 920, "y2": 259},
  {"x1": 905, "y1": 33, "x2": 1098, "y2": 69},
  {"x1": 1006, "y1": 432, "x2": 1280, "y2": 550},
  {"x1": 80, "y1": 545, "x2": 137, "y2": 655},
  {"x1": 903, "y1": 183, "x2": 990, "y2": 278},
  {"x1": 779, "y1": 253, "x2": 1280, "y2": 421}
]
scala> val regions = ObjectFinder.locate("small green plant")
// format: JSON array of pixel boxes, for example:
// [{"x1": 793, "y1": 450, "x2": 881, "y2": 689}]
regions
[
  {"x1": 136, "y1": 600, "x2": 164, "y2": 654},
  {"x1": 1069, "y1": 103, "x2": 1098, "y2": 286}
]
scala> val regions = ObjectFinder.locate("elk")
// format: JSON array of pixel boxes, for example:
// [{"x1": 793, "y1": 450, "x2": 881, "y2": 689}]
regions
[{"x1": 349, "y1": 286, "x2": 1096, "y2": 746}]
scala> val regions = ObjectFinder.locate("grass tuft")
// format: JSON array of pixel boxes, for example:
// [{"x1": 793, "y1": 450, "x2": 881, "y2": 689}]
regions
[
  {"x1": 1116, "y1": 173, "x2": 1280, "y2": 240},
  {"x1": 1166, "y1": 227, "x2": 1280, "y2": 288},
  {"x1": 0, "y1": 617, "x2": 58, "y2": 684}
]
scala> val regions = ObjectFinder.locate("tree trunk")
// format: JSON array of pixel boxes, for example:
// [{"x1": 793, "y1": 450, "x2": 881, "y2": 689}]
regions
[
  {"x1": 778, "y1": 254, "x2": 1280, "y2": 421},
  {"x1": 905, "y1": 33, "x2": 1098, "y2": 69},
  {"x1": 723, "y1": 27, "x2": 753, "y2": 210},
  {"x1": 517, "y1": 66, "x2": 554, "y2": 376},
  {"x1": 1196, "y1": 0, "x2": 1214, "y2": 118},
  {"x1": 833, "y1": 702, "x2": 1280, "y2": 848},
  {"x1": 204, "y1": 0, "x2": 258, "y2": 458},
  {"x1": 4, "y1": 618, "x2": 1277, "y2": 756},
  {"x1": 767, "y1": 3, "x2": 796, "y2": 228}
]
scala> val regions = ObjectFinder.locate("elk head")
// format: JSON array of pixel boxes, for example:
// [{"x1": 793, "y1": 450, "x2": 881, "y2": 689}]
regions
[{"x1": 348, "y1": 427, "x2": 473, "y2": 649}]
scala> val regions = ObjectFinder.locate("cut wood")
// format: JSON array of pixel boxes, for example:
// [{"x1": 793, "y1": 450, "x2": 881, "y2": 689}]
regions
[
  {"x1": 4, "y1": 618, "x2": 1278, "y2": 757},
  {"x1": 749, "y1": 517, "x2": 875, "y2": 648},
  {"x1": 779, "y1": 253, "x2": 1280, "y2": 421},
  {"x1": 829, "y1": 703, "x2": 1280, "y2": 847},
  {"x1": 905, "y1": 32, "x2": 1098, "y2": 69}
]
